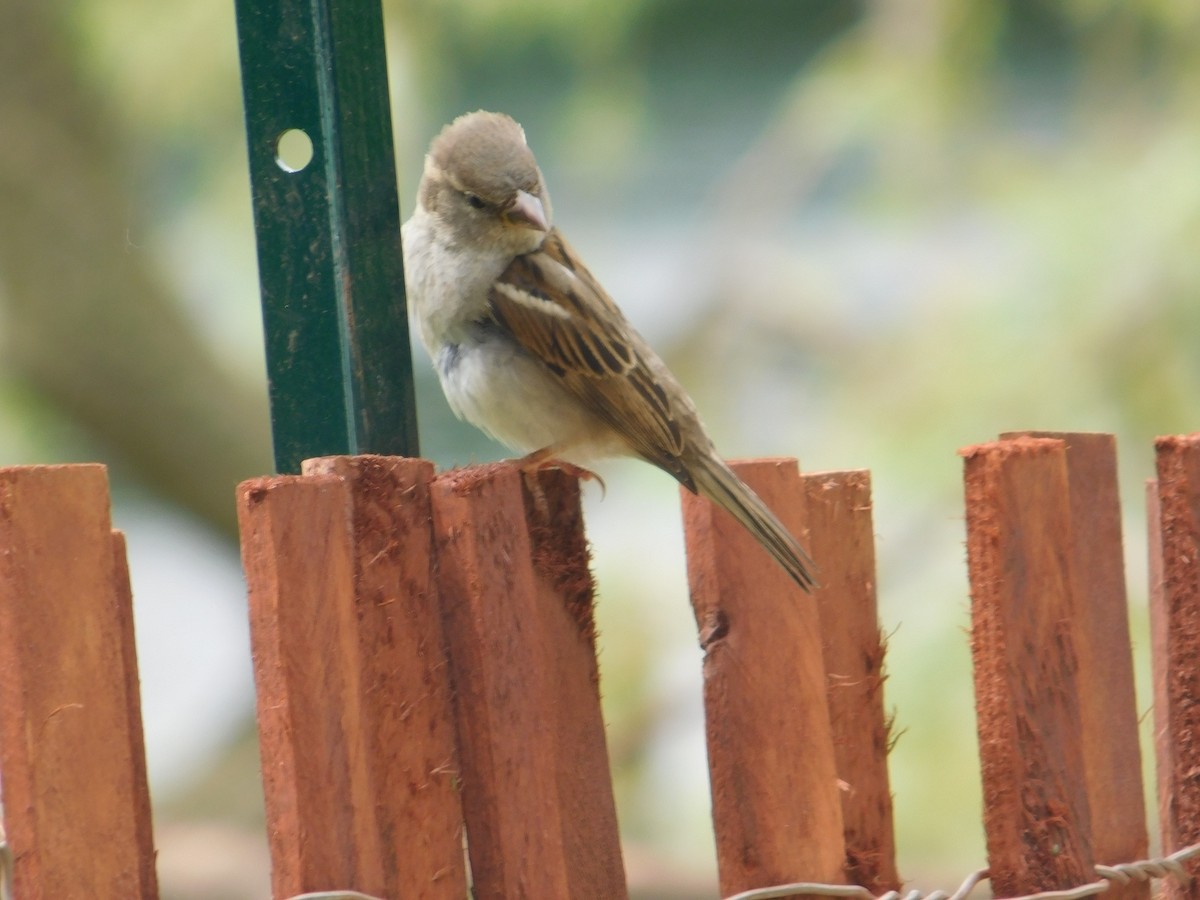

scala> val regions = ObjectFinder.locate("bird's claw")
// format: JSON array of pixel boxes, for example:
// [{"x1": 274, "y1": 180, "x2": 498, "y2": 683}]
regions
[{"x1": 516, "y1": 450, "x2": 607, "y2": 518}]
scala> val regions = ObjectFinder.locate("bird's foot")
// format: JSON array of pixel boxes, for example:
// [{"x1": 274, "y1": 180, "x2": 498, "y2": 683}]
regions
[
  {"x1": 515, "y1": 448, "x2": 607, "y2": 518},
  {"x1": 515, "y1": 448, "x2": 606, "y2": 493}
]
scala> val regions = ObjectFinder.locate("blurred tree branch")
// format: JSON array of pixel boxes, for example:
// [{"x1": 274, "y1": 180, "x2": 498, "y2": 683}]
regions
[{"x1": 0, "y1": 1, "x2": 272, "y2": 534}]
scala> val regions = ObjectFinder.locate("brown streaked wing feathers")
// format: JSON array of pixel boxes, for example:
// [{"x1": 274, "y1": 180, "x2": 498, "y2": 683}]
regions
[{"x1": 490, "y1": 231, "x2": 693, "y2": 487}]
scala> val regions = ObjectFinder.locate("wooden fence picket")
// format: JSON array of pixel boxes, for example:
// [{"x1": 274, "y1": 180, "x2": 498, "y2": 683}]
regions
[
  {"x1": 1149, "y1": 433, "x2": 1200, "y2": 900},
  {"x1": 429, "y1": 463, "x2": 627, "y2": 900},
  {"x1": 804, "y1": 469, "x2": 899, "y2": 893},
  {"x1": 1002, "y1": 432, "x2": 1148, "y2": 900},
  {"x1": 239, "y1": 472, "x2": 387, "y2": 896},
  {"x1": 0, "y1": 465, "x2": 157, "y2": 899},
  {"x1": 681, "y1": 458, "x2": 847, "y2": 897},
  {"x1": 301, "y1": 456, "x2": 469, "y2": 899},
  {"x1": 961, "y1": 437, "x2": 1095, "y2": 895}
]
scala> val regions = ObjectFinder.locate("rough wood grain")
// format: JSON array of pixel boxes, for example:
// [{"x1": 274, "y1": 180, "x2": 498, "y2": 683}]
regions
[
  {"x1": 961, "y1": 438, "x2": 1094, "y2": 895},
  {"x1": 0, "y1": 464, "x2": 158, "y2": 899},
  {"x1": 803, "y1": 469, "x2": 898, "y2": 892},
  {"x1": 681, "y1": 457, "x2": 845, "y2": 897},
  {"x1": 1149, "y1": 433, "x2": 1200, "y2": 899},
  {"x1": 429, "y1": 462, "x2": 627, "y2": 900},
  {"x1": 302, "y1": 455, "x2": 467, "y2": 897},
  {"x1": 238, "y1": 473, "x2": 385, "y2": 897},
  {"x1": 1002, "y1": 432, "x2": 1146, "y2": 898}
]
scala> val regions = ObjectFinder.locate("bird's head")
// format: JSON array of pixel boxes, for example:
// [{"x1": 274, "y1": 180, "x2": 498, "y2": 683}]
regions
[{"x1": 417, "y1": 110, "x2": 551, "y2": 257}]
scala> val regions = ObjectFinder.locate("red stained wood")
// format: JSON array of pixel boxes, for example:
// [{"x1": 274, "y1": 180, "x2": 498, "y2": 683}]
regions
[
  {"x1": 961, "y1": 438, "x2": 1093, "y2": 895},
  {"x1": 1149, "y1": 433, "x2": 1200, "y2": 899},
  {"x1": 110, "y1": 530, "x2": 159, "y2": 896},
  {"x1": 0, "y1": 465, "x2": 158, "y2": 899},
  {"x1": 429, "y1": 462, "x2": 626, "y2": 900},
  {"x1": 803, "y1": 469, "x2": 898, "y2": 892},
  {"x1": 303, "y1": 456, "x2": 468, "y2": 897},
  {"x1": 1002, "y1": 432, "x2": 1146, "y2": 899},
  {"x1": 681, "y1": 458, "x2": 845, "y2": 897},
  {"x1": 238, "y1": 473, "x2": 386, "y2": 897}
]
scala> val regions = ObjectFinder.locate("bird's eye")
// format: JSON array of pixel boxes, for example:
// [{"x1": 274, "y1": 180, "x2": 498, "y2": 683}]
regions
[{"x1": 465, "y1": 193, "x2": 487, "y2": 210}]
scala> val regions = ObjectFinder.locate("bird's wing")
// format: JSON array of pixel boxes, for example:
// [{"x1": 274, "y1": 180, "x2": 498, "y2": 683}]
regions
[{"x1": 489, "y1": 229, "x2": 695, "y2": 488}]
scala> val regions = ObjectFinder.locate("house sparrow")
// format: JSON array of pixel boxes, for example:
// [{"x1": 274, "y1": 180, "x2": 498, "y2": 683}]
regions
[{"x1": 403, "y1": 110, "x2": 816, "y2": 591}]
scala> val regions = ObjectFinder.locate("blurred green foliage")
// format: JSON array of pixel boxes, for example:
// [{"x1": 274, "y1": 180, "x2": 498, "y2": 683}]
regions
[{"x1": 2, "y1": 0, "x2": 1198, "y2": 893}]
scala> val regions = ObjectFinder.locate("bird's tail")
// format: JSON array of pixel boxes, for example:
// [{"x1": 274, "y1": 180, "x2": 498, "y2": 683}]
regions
[{"x1": 689, "y1": 455, "x2": 818, "y2": 592}]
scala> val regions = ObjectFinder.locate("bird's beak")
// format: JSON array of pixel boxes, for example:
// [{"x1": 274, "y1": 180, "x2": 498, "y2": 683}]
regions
[{"x1": 504, "y1": 190, "x2": 548, "y2": 233}]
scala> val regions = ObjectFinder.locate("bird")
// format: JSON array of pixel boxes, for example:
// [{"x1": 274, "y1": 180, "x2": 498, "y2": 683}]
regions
[{"x1": 402, "y1": 110, "x2": 816, "y2": 591}]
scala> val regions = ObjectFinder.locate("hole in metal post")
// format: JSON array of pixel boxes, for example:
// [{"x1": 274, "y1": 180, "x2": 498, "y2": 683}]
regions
[{"x1": 275, "y1": 128, "x2": 314, "y2": 172}]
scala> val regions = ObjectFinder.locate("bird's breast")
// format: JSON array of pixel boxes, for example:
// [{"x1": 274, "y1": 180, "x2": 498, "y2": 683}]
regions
[{"x1": 435, "y1": 327, "x2": 622, "y2": 462}]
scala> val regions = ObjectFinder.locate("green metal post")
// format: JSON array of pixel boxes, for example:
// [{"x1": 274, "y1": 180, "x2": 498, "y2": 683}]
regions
[{"x1": 234, "y1": 0, "x2": 419, "y2": 472}]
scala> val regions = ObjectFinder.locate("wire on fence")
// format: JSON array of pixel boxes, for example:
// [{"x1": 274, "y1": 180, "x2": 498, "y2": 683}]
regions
[
  {"x1": 0, "y1": 827, "x2": 1193, "y2": 900},
  {"x1": 724, "y1": 841, "x2": 1200, "y2": 900}
]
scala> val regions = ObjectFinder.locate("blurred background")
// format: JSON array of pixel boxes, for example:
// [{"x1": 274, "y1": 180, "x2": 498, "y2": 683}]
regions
[{"x1": 3, "y1": 0, "x2": 1199, "y2": 896}]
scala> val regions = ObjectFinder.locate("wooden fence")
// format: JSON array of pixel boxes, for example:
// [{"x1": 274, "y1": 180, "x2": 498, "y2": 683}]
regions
[{"x1": 0, "y1": 431, "x2": 1198, "y2": 899}]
